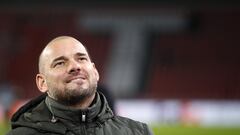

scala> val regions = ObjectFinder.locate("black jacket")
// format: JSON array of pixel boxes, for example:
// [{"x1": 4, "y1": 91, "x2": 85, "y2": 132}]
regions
[{"x1": 7, "y1": 92, "x2": 152, "y2": 135}]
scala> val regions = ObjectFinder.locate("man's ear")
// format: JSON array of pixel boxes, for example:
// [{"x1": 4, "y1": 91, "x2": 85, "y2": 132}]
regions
[
  {"x1": 36, "y1": 73, "x2": 48, "y2": 93},
  {"x1": 92, "y1": 63, "x2": 99, "y2": 81}
]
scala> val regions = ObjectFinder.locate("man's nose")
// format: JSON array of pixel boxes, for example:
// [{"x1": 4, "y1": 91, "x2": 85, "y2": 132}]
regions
[{"x1": 68, "y1": 60, "x2": 81, "y2": 74}]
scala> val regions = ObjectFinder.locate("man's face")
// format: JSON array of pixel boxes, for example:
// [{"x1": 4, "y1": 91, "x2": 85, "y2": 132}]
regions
[{"x1": 39, "y1": 38, "x2": 99, "y2": 105}]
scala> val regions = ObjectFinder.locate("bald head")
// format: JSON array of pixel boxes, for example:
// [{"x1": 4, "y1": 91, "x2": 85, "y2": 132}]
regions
[
  {"x1": 36, "y1": 36, "x2": 99, "y2": 107},
  {"x1": 38, "y1": 36, "x2": 89, "y2": 74}
]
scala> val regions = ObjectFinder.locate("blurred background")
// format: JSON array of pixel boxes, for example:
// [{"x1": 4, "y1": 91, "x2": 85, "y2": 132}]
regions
[{"x1": 1, "y1": 0, "x2": 240, "y2": 135}]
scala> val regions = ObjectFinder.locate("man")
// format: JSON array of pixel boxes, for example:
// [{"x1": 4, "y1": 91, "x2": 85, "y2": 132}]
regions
[{"x1": 7, "y1": 36, "x2": 153, "y2": 135}]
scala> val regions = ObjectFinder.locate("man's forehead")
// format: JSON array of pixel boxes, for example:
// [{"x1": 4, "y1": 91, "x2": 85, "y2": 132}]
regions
[
  {"x1": 41, "y1": 38, "x2": 89, "y2": 64},
  {"x1": 45, "y1": 39, "x2": 88, "y2": 56}
]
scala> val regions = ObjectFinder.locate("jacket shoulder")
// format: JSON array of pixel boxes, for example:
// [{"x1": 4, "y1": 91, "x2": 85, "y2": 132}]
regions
[
  {"x1": 113, "y1": 116, "x2": 153, "y2": 135},
  {"x1": 7, "y1": 127, "x2": 61, "y2": 135},
  {"x1": 7, "y1": 127, "x2": 39, "y2": 135}
]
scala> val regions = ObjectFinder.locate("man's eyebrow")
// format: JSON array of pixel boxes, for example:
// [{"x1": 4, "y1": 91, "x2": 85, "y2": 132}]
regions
[
  {"x1": 76, "y1": 52, "x2": 87, "y2": 57},
  {"x1": 76, "y1": 52, "x2": 92, "y2": 61},
  {"x1": 52, "y1": 56, "x2": 67, "y2": 64}
]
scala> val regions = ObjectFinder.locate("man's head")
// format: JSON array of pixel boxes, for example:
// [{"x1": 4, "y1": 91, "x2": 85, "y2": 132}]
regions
[{"x1": 36, "y1": 36, "x2": 99, "y2": 106}]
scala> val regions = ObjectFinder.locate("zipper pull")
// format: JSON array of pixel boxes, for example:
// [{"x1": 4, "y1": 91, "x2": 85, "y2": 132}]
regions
[
  {"x1": 51, "y1": 115, "x2": 57, "y2": 123},
  {"x1": 82, "y1": 112, "x2": 86, "y2": 122}
]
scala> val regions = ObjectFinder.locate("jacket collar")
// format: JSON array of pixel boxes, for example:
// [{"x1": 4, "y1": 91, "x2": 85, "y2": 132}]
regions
[
  {"x1": 11, "y1": 91, "x2": 114, "y2": 134},
  {"x1": 45, "y1": 92, "x2": 102, "y2": 123}
]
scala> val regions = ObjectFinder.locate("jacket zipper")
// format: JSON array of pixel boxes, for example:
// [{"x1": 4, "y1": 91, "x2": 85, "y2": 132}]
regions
[
  {"x1": 82, "y1": 111, "x2": 86, "y2": 122},
  {"x1": 81, "y1": 111, "x2": 87, "y2": 135}
]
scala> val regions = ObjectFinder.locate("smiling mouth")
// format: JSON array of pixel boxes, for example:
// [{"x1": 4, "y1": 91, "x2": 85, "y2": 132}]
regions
[{"x1": 66, "y1": 76, "x2": 86, "y2": 83}]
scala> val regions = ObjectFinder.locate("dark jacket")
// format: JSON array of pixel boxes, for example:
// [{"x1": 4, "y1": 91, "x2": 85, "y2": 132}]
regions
[{"x1": 7, "y1": 92, "x2": 152, "y2": 135}]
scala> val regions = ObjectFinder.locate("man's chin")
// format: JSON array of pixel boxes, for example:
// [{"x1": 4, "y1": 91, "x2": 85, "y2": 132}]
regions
[{"x1": 57, "y1": 90, "x2": 95, "y2": 106}]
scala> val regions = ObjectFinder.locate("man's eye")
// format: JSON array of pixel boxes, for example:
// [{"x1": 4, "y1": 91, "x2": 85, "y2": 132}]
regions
[
  {"x1": 79, "y1": 57, "x2": 87, "y2": 61},
  {"x1": 54, "y1": 62, "x2": 65, "y2": 67}
]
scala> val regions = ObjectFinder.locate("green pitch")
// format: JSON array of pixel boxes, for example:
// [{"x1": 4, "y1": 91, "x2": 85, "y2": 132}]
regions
[
  {"x1": 1, "y1": 122, "x2": 240, "y2": 135},
  {"x1": 0, "y1": 122, "x2": 10, "y2": 135},
  {"x1": 151, "y1": 124, "x2": 240, "y2": 135}
]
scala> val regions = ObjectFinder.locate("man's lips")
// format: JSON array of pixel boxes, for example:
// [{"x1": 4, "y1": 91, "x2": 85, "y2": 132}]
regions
[{"x1": 65, "y1": 76, "x2": 86, "y2": 83}]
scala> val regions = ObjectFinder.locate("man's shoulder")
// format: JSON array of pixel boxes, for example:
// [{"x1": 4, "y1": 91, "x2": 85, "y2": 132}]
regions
[
  {"x1": 112, "y1": 116, "x2": 152, "y2": 135},
  {"x1": 114, "y1": 115, "x2": 146, "y2": 126},
  {"x1": 6, "y1": 127, "x2": 39, "y2": 135},
  {"x1": 7, "y1": 127, "x2": 62, "y2": 135}
]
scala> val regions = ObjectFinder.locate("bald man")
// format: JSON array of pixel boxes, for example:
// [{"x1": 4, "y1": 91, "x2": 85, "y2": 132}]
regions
[{"x1": 7, "y1": 36, "x2": 153, "y2": 135}]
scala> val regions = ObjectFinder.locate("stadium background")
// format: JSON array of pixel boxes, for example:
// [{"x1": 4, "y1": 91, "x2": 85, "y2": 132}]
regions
[{"x1": 0, "y1": 1, "x2": 240, "y2": 134}]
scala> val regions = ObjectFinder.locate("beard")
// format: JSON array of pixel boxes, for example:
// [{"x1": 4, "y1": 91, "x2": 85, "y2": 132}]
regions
[{"x1": 48, "y1": 82, "x2": 97, "y2": 106}]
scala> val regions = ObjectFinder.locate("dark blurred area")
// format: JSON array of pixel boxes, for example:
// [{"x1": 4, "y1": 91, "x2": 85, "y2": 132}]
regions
[
  {"x1": 1, "y1": 1, "x2": 240, "y2": 134},
  {"x1": 0, "y1": 1, "x2": 239, "y2": 99}
]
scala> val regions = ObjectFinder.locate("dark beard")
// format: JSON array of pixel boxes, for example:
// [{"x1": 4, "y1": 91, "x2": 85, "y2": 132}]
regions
[{"x1": 51, "y1": 85, "x2": 97, "y2": 106}]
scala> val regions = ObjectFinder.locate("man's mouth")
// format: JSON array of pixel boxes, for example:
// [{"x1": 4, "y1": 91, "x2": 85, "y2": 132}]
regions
[{"x1": 66, "y1": 76, "x2": 86, "y2": 83}]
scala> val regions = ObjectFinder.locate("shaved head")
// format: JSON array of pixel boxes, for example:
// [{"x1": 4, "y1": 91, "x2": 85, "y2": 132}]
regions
[
  {"x1": 38, "y1": 36, "x2": 89, "y2": 74},
  {"x1": 36, "y1": 35, "x2": 99, "y2": 108}
]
